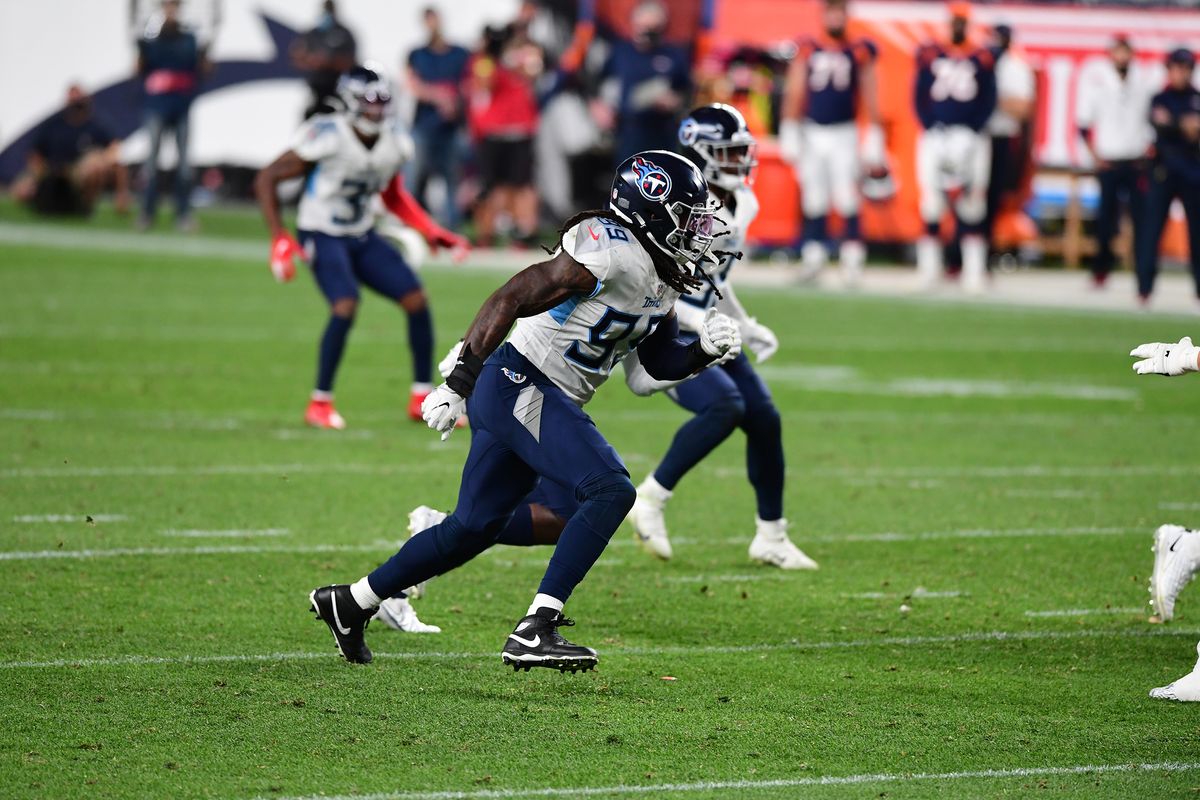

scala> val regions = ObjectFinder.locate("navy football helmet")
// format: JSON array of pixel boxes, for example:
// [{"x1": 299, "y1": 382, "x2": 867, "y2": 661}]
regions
[
  {"x1": 677, "y1": 104, "x2": 758, "y2": 192},
  {"x1": 609, "y1": 150, "x2": 722, "y2": 273},
  {"x1": 337, "y1": 64, "x2": 392, "y2": 136}
]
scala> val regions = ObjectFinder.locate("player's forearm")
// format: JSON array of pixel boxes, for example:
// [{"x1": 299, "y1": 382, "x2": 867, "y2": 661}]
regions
[
  {"x1": 254, "y1": 173, "x2": 287, "y2": 236},
  {"x1": 780, "y1": 61, "x2": 806, "y2": 121},
  {"x1": 637, "y1": 314, "x2": 715, "y2": 381},
  {"x1": 457, "y1": 255, "x2": 595, "y2": 385},
  {"x1": 715, "y1": 282, "x2": 751, "y2": 325},
  {"x1": 860, "y1": 63, "x2": 881, "y2": 124}
]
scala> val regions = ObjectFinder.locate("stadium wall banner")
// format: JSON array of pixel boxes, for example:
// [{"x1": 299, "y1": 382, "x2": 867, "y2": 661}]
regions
[
  {"x1": 717, "y1": 0, "x2": 1200, "y2": 243},
  {"x1": 0, "y1": 0, "x2": 521, "y2": 183}
]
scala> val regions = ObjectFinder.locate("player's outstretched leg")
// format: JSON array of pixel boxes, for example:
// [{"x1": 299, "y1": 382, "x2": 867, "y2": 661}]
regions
[
  {"x1": 1151, "y1": 640, "x2": 1200, "y2": 701},
  {"x1": 1150, "y1": 524, "x2": 1200, "y2": 622},
  {"x1": 725, "y1": 359, "x2": 818, "y2": 571},
  {"x1": 631, "y1": 368, "x2": 744, "y2": 560},
  {"x1": 309, "y1": 584, "x2": 375, "y2": 663}
]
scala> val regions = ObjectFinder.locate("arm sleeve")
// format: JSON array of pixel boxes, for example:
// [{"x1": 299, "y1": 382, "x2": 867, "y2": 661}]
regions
[
  {"x1": 290, "y1": 118, "x2": 341, "y2": 162},
  {"x1": 674, "y1": 299, "x2": 708, "y2": 333},
  {"x1": 914, "y1": 50, "x2": 935, "y2": 130},
  {"x1": 636, "y1": 312, "x2": 715, "y2": 381},
  {"x1": 969, "y1": 54, "x2": 998, "y2": 132},
  {"x1": 622, "y1": 349, "x2": 683, "y2": 396}
]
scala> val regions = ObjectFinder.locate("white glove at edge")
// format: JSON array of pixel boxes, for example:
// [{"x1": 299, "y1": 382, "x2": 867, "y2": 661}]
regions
[
  {"x1": 741, "y1": 317, "x2": 779, "y2": 363},
  {"x1": 1131, "y1": 336, "x2": 1200, "y2": 376},
  {"x1": 700, "y1": 308, "x2": 742, "y2": 364},
  {"x1": 421, "y1": 383, "x2": 467, "y2": 440}
]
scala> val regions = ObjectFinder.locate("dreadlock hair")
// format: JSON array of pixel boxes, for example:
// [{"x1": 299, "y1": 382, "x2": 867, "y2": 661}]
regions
[{"x1": 545, "y1": 209, "x2": 717, "y2": 297}]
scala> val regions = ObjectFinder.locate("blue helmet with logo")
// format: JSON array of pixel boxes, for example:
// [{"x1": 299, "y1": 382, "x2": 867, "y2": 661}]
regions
[
  {"x1": 677, "y1": 104, "x2": 758, "y2": 192},
  {"x1": 608, "y1": 150, "x2": 721, "y2": 273},
  {"x1": 337, "y1": 64, "x2": 392, "y2": 136}
]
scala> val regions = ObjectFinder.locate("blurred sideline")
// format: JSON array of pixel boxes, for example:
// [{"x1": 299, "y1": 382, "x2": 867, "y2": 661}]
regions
[{"x1": 2, "y1": 219, "x2": 1195, "y2": 317}]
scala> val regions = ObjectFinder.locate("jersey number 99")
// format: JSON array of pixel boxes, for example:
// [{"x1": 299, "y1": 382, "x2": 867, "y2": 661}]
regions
[{"x1": 565, "y1": 308, "x2": 665, "y2": 373}]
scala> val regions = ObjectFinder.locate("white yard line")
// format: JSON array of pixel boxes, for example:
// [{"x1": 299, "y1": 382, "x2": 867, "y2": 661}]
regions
[
  {"x1": 1159, "y1": 502, "x2": 1200, "y2": 511},
  {"x1": 3, "y1": 626, "x2": 1196, "y2": 671},
  {"x1": 1024, "y1": 607, "x2": 1145, "y2": 618},
  {"x1": 0, "y1": 541, "x2": 396, "y2": 562},
  {"x1": 1004, "y1": 488, "x2": 1099, "y2": 499},
  {"x1": 809, "y1": 526, "x2": 1132, "y2": 544},
  {"x1": 844, "y1": 589, "x2": 964, "y2": 600},
  {"x1": 10, "y1": 514, "x2": 128, "y2": 523},
  {"x1": 0, "y1": 462, "x2": 450, "y2": 479},
  {"x1": 263, "y1": 761, "x2": 1200, "y2": 800},
  {"x1": 160, "y1": 528, "x2": 291, "y2": 539}
]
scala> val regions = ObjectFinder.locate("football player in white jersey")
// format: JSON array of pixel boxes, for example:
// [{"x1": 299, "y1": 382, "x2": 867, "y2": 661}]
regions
[
  {"x1": 308, "y1": 150, "x2": 743, "y2": 672},
  {"x1": 254, "y1": 65, "x2": 467, "y2": 430},
  {"x1": 623, "y1": 105, "x2": 816, "y2": 568},
  {"x1": 1127, "y1": 336, "x2": 1200, "y2": 701}
]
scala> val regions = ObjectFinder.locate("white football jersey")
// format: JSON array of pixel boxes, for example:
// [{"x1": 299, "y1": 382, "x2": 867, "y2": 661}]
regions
[
  {"x1": 675, "y1": 184, "x2": 759, "y2": 330},
  {"x1": 292, "y1": 114, "x2": 413, "y2": 237},
  {"x1": 509, "y1": 217, "x2": 680, "y2": 406}
]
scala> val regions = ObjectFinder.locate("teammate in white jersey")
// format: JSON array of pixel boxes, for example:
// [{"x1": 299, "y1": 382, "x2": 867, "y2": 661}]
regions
[
  {"x1": 621, "y1": 105, "x2": 816, "y2": 568},
  {"x1": 254, "y1": 65, "x2": 467, "y2": 430},
  {"x1": 308, "y1": 150, "x2": 743, "y2": 672},
  {"x1": 1126, "y1": 336, "x2": 1200, "y2": 701}
]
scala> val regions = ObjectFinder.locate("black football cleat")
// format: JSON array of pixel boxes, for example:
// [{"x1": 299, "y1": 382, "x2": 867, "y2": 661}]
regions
[
  {"x1": 501, "y1": 607, "x2": 598, "y2": 673},
  {"x1": 309, "y1": 584, "x2": 374, "y2": 664}
]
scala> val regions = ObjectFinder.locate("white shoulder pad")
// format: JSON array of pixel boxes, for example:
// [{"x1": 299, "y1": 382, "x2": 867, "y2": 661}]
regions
[
  {"x1": 562, "y1": 217, "x2": 642, "y2": 286},
  {"x1": 291, "y1": 115, "x2": 343, "y2": 162}
]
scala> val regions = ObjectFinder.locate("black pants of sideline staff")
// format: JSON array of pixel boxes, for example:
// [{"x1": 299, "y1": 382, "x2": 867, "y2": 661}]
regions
[
  {"x1": 1092, "y1": 160, "x2": 1145, "y2": 282},
  {"x1": 1135, "y1": 164, "x2": 1200, "y2": 299}
]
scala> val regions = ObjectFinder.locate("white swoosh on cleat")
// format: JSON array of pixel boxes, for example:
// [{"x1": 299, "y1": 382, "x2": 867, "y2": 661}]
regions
[
  {"x1": 330, "y1": 593, "x2": 351, "y2": 635},
  {"x1": 508, "y1": 633, "x2": 540, "y2": 648}
]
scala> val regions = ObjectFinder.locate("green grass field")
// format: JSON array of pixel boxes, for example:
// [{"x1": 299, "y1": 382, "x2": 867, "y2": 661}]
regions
[{"x1": 3, "y1": 213, "x2": 1200, "y2": 799}]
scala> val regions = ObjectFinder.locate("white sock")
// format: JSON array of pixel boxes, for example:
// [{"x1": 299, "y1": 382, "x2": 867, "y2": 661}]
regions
[
  {"x1": 350, "y1": 576, "x2": 382, "y2": 610},
  {"x1": 527, "y1": 593, "x2": 564, "y2": 617},
  {"x1": 311, "y1": 390, "x2": 333, "y2": 402},
  {"x1": 638, "y1": 474, "x2": 673, "y2": 502},
  {"x1": 411, "y1": 382, "x2": 433, "y2": 395}
]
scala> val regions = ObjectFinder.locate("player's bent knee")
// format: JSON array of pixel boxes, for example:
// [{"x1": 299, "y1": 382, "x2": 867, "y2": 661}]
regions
[
  {"x1": 744, "y1": 402, "x2": 781, "y2": 438},
  {"x1": 578, "y1": 471, "x2": 637, "y2": 520},
  {"x1": 398, "y1": 289, "x2": 427, "y2": 314},
  {"x1": 330, "y1": 298, "x2": 359, "y2": 318},
  {"x1": 706, "y1": 393, "x2": 746, "y2": 430}
]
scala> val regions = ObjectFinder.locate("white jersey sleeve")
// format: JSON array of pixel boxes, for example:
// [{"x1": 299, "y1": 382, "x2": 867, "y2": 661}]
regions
[
  {"x1": 292, "y1": 115, "x2": 343, "y2": 162},
  {"x1": 675, "y1": 185, "x2": 759, "y2": 331},
  {"x1": 507, "y1": 217, "x2": 679, "y2": 406}
]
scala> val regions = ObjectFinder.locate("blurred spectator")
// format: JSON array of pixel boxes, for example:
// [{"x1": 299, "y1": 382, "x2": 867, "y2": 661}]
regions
[
  {"x1": 984, "y1": 24, "x2": 1035, "y2": 252},
  {"x1": 466, "y1": 16, "x2": 543, "y2": 246},
  {"x1": 291, "y1": 1, "x2": 358, "y2": 118},
  {"x1": 1136, "y1": 48, "x2": 1200, "y2": 303},
  {"x1": 406, "y1": 6, "x2": 471, "y2": 230},
  {"x1": 137, "y1": 0, "x2": 207, "y2": 230},
  {"x1": 1076, "y1": 34, "x2": 1156, "y2": 287},
  {"x1": 12, "y1": 85, "x2": 129, "y2": 217},
  {"x1": 599, "y1": 0, "x2": 692, "y2": 163}
]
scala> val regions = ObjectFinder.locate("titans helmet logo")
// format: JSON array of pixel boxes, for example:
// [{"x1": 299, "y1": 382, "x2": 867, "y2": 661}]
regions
[{"x1": 631, "y1": 157, "x2": 672, "y2": 201}]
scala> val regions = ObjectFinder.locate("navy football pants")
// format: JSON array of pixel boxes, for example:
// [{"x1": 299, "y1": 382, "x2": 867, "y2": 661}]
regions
[{"x1": 368, "y1": 345, "x2": 634, "y2": 603}]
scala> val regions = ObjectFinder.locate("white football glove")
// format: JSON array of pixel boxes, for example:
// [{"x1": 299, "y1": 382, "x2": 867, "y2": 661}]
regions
[
  {"x1": 700, "y1": 307, "x2": 742, "y2": 364},
  {"x1": 438, "y1": 340, "x2": 464, "y2": 379},
  {"x1": 741, "y1": 318, "x2": 778, "y2": 363},
  {"x1": 421, "y1": 383, "x2": 467, "y2": 440},
  {"x1": 1131, "y1": 336, "x2": 1200, "y2": 376}
]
